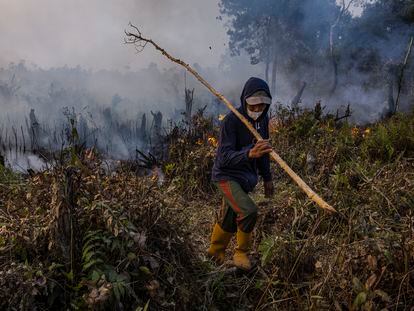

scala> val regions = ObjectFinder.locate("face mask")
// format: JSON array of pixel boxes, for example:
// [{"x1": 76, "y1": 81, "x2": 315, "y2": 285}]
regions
[{"x1": 247, "y1": 109, "x2": 263, "y2": 120}]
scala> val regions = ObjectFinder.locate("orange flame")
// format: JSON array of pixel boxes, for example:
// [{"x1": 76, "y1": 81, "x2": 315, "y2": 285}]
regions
[
  {"x1": 363, "y1": 128, "x2": 371, "y2": 138},
  {"x1": 351, "y1": 127, "x2": 359, "y2": 138},
  {"x1": 208, "y1": 136, "x2": 218, "y2": 147}
]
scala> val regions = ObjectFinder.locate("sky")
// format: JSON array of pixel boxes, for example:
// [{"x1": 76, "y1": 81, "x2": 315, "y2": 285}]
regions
[
  {"x1": 0, "y1": 0, "x2": 363, "y2": 71},
  {"x1": 0, "y1": 0, "x2": 228, "y2": 71}
]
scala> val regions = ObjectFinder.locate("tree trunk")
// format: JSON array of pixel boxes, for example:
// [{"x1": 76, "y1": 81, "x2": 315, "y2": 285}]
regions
[
  {"x1": 387, "y1": 77, "x2": 395, "y2": 117},
  {"x1": 271, "y1": 53, "x2": 277, "y2": 96},
  {"x1": 265, "y1": 58, "x2": 270, "y2": 83},
  {"x1": 291, "y1": 82, "x2": 307, "y2": 109},
  {"x1": 330, "y1": 56, "x2": 339, "y2": 96}
]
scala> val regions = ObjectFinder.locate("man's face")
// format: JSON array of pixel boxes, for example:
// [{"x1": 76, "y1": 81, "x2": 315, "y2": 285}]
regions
[{"x1": 247, "y1": 103, "x2": 267, "y2": 112}]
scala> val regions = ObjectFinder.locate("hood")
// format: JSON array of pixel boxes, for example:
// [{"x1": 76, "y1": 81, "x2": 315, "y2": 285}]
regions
[{"x1": 240, "y1": 77, "x2": 272, "y2": 122}]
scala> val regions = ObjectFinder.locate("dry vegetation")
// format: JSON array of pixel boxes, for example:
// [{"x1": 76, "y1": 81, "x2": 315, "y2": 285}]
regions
[{"x1": 1, "y1": 106, "x2": 414, "y2": 310}]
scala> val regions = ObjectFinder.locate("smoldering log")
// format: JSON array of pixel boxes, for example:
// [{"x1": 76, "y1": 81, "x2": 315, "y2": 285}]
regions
[
  {"x1": 387, "y1": 78, "x2": 395, "y2": 116},
  {"x1": 151, "y1": 110, "x2": 163, "y2": 137},
  {"x1": 334, "y1": 104, "x2": 352, "y2": 122},
  {"x1": 140, "y1": 113, "x2": 148, "y2": 143},
  {"x1": 383, "y1": 62, "x2": 398, "y2": 118},
  {"x1": 20, "y1": 126, "x2": 26, "y2": 153},
  {"x1": 150, "y1": 110, "x2": 164, "y2": 159},
  {"x1": 29, "y1": 109, "x2": 40, "y2": 151},
  {"x1": 185, "y1": 87, "x2": 194, "y2": 124},
  {"x1": 314, "y1": 101, "x2": 322, "y2": 120},
  {"x1": 291, "y1": 82, "x2": 307, "y2": 109}
]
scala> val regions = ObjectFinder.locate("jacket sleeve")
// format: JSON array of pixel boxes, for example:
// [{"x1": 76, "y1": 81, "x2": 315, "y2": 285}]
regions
[
  {"x1": 257, "y1": 119, "x2": 272, "y2": 182},
  {"x1": 216, "y1": 116, "x2": 253, "y2": 168}
]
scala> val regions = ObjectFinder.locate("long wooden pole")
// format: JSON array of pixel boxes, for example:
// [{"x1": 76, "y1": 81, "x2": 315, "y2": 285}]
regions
[{"x1": 125, "y1": 25, "x2": 336, "y2": 213}]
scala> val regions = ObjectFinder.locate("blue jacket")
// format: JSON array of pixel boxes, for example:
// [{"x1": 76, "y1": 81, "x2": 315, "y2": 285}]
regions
[{"x1": 211, "y1": 77, "x2": 272, "y2": 193}]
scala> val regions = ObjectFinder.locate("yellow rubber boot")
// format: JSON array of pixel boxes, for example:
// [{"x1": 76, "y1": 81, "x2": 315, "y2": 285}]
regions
[
  {"x1": 207, "y1": 224, "x2": 233, "y2": 264},
  {"x1": 233, "y1": 229, "x2": 252, "y2": 270}
]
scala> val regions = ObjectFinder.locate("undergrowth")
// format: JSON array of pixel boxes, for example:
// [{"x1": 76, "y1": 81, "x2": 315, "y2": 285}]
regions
[{"x1": 1, "y1": 107, "x2": 413, "y2": 310}]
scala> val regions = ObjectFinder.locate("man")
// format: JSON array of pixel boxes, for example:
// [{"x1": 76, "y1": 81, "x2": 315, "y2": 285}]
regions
[{"x1": 208, "y1": 77, "x2": 274, "y2": 270}]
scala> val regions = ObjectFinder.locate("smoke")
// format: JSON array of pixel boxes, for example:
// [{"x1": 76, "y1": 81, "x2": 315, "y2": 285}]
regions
[
  {"x1": 219, "y1": 0, "x2": 414, "y2": 123},
  {"x1": 0, "y1": 0, "x2": 413, "y2": 170},
  {"x1": 0, "y1": 0, "x2": 240, "y2": 167},
  {"x1": 0, "y1": 0, "x2": 227, "y2": 71},
  {"x1": 4, "y1": 150, "x2": 48, "y2": 173},
  {"x1": 0, "y1": 56, "x2": 262, "y2": 165}
]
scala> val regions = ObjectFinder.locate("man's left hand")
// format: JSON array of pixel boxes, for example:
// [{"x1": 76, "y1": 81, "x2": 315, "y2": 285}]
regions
[{"x1": 264, "y1": 181, "x2": 274, "y2": 198}]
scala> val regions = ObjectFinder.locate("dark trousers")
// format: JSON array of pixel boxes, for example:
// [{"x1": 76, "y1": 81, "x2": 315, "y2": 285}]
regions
[{"x1": 215, "y1": 180, "x2": 258, "y2": 233}]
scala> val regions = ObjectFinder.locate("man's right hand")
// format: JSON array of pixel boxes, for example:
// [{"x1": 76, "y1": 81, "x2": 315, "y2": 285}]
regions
[{"x1": 248, "y1": 139, "x2": 273, "y2": 159}]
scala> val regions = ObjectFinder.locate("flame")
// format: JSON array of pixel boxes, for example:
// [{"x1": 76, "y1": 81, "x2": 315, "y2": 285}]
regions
[
  {"x1": 351, "y1": 127, "x2": 359, "y2": 138},
  {"x1": 208, "y1": 136, "x2": 218, "y2": 147},
  {"x1": 363, "y1": 128, "x2": 371, "y2": 138},
  {"x1": 151, "y1": 166, "x2": 165, "y2": 186}
]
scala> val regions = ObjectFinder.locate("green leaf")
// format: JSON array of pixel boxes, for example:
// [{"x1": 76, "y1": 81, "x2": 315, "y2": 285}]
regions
[
  {"x1": 374, "y1": 289, "x2": 391, "y2": 302},
  {"x1": 139, "y1": 266, "x2": 152, "y2": 275},
  {"x1": 83, "y1": 251, "x2": 96, "y2": 263},
  {"x1": 384, "y1": 250, "x2": 393, "y2": 264},
  {"x1": 82, "y1": 243, "x2": 101, "y2": 260},
  {"x1": 82, "y1": 259, "x2": 103, "y2": 271},
  {"x1": 91, "y1": 270, "x2": 101, "y2": 282},
  {"x1": 48, "y1": 262, "x2": 64, "y2": 272},
  {"x1": 127, "y1": 252, "x2": 137, "y2": 261},
  {"x1": 135, "y1": 299, "x2": 150, "y2": 311},
  {"x1": 118, "y1": 282, "x2": 125, "y2": 297},
  {"x1": 83, "y1": 235, "x2": 104, "y2": 249},
  {"x1": 113, "y1": 283, "x2": 120, "y2": 301},
  {"x1": 353, "y1": 292, "x2": 367, "y2": 308},
  {"x1": 143, "y1": 299, "x2": 150, "y2": 311},
  {"x1": 83, "y1": 230, "x2": 103, "y2": 240},
  {"x1": 108, "y1": 269, "x2": 118, "y2": 282},
  {"x1": 117, "y1": 274, "x2": 128, "y2": 282},
  {"x1": 352, "y1": 277, "x2": 364, "y2": 294},
  {"x1": 258, "y1": 237, "x2": 276, "y2": 266},
  {"x1": 63, "y1": 270, "x2": 74, "y2": 281}
]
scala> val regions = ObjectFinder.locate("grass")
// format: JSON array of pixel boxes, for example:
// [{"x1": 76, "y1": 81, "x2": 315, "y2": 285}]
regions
[{"x1": 1, "y1": 108, "x2": 413, "y2": 310}]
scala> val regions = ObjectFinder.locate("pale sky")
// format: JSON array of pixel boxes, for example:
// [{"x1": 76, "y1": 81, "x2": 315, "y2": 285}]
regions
[
  {"x1": 0, "y1": 1, "x2": 363, "y2": 71},
  {"x1": 0, "y1": 0, "x2": 228, "y2": 70}
]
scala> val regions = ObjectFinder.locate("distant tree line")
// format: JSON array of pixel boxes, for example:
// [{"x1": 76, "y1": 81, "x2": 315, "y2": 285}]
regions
[{"x1": 219, "y1": 0, "x2": 414, "y2": 115}]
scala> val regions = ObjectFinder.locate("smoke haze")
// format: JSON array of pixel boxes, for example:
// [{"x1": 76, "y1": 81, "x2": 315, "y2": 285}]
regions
[
  {"x1": 0, "y1": 0, "x2": 412, "y2": 168},
  {"x1": 0, "y1": 0, "x2": 227, "y2": 70}
]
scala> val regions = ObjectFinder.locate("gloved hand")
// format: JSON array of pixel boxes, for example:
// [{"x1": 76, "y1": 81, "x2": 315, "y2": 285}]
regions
[{"x1": 264, "y1": 181, "x2": 274, "y2": 198}]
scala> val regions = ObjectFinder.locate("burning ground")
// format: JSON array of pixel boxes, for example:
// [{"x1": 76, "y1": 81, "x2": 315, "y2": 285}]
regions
[{"x1": 1, "y1": 106, "x2": 414, "y2": 310}]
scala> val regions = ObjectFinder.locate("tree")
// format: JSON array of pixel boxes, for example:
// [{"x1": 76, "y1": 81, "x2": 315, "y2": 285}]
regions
[
  {"x1": 219, "y1": 0, "x2": 342, "y2": 95},
  {"x1": 341, "y1": 0, "x2": 414, "y2": 115}
]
